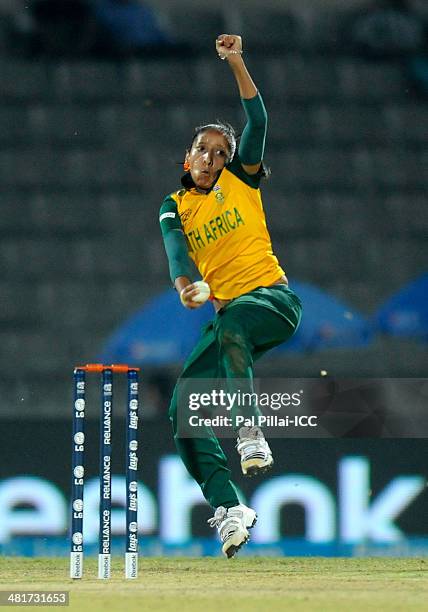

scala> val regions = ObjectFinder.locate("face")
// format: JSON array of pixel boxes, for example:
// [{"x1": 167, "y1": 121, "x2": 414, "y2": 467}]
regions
[{"x1": 186, "y1": 130, "x2": 230, "y2": 191}]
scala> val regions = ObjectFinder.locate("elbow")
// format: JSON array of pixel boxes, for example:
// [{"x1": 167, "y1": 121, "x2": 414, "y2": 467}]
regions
[
  {"x1": 249, "y1": 122, "x2": 267, "y2": 139},
  {"x1": 249, "y1": 113, "x2": 267, "y2": 129}
]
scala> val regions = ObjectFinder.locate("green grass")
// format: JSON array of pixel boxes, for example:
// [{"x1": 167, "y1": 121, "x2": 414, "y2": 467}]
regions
[{"x1": 0, "y1": 557, "x2": 427, "y2": 612}]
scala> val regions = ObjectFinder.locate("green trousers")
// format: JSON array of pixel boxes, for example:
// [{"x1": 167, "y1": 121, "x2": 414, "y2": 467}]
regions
[{"x1": 169, "y1": 284, "x2": 302, "y2": 509}]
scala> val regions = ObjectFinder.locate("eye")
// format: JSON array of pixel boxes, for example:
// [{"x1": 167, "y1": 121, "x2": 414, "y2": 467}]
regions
[{"x1": 216, "y1": 150, "x2": 226, "y2": 157}]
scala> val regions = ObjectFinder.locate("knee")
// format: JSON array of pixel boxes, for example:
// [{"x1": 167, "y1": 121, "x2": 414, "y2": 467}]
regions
[
  {"x1": 216, "y1": 321, "x2": 250, "y2": 374},
  {"x1": 217, "y1": 320, "x2": 245, "y2": 352}
]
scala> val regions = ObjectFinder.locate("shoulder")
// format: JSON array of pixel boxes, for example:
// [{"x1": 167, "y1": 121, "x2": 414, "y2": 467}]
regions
[
  {"x1": 159, "y1": 191, "x2": 185, "y2": 235},
  {"x1": 159, "y1": 189, "x2": 186, "y2": 217},
  {"x1": 226, "y1": 154, "x2": 262, "y2": 189}
]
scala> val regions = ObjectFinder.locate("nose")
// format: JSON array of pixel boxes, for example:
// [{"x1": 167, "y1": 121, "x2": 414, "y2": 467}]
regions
[{"x1": 202, "y1": 151, "x2": 213, "y2": 166}]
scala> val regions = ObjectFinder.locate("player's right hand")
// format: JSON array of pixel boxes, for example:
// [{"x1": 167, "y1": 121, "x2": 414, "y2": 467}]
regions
[{"x1": 179, "y1": 284, "x2": 205, "y2": 309}]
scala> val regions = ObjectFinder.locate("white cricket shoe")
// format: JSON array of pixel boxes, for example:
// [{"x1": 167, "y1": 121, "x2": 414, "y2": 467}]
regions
[
  {"x1": 237, "y1": 426, "x2": 274, "y2": 476},
  {"x1": 208, "y1": 504, "x2": 257, "y2": 558}
]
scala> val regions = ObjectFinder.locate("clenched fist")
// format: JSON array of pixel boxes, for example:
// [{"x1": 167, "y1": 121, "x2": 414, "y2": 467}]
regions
[{"x1": 216, "y1": 35, "x2": 243, "y2": 60}]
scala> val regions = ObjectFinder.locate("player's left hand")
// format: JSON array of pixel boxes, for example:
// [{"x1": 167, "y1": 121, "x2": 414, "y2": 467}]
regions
[{"x1": 216, "y1": 35, "x2": 243, "y2": 60}]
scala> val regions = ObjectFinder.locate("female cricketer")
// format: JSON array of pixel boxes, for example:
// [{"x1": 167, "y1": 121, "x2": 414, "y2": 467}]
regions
[{"x1": 159, "y1": 34, "x2": 302, "y2": 557}]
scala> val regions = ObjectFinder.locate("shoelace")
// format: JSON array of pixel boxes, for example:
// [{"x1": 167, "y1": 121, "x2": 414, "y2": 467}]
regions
[
  {"x1": 207, "y1": 506, "x2": 228, "y2": 528},
  {"x1": 236, "y1": 427, "x2": 263, "y2": 446},
  {"x1": 237, "y1": 439, "x2": 268, "y2": 456},
  {"x1": 208, "y1": 506, "x2": 247, "y2": 544}
]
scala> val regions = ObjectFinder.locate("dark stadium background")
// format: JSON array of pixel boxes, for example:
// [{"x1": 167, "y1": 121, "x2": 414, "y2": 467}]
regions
[{"x1": 0, "y1": 0, "x2": 426, "y2": 556}]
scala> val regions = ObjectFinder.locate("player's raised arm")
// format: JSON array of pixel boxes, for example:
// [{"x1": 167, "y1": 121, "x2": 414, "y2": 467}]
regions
[{"x1": 216, "y1": 34, "x2": 268, "y2": 175}]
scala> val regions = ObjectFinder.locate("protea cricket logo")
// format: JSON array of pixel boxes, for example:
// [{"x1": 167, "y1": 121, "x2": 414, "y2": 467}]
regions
[{"x1": 213, "y1": 184, "x2": 225, "y2": 203}]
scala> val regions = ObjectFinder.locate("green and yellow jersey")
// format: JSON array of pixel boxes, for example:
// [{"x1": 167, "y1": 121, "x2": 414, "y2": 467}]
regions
[{"x1": 159, "y1": 154, "x2": 285, "y2": 300}]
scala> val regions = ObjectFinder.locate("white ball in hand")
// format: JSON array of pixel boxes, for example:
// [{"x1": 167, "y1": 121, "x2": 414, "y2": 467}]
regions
[{"x1": 192, "y1": 281, "x2": 211, "y2": 303}]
